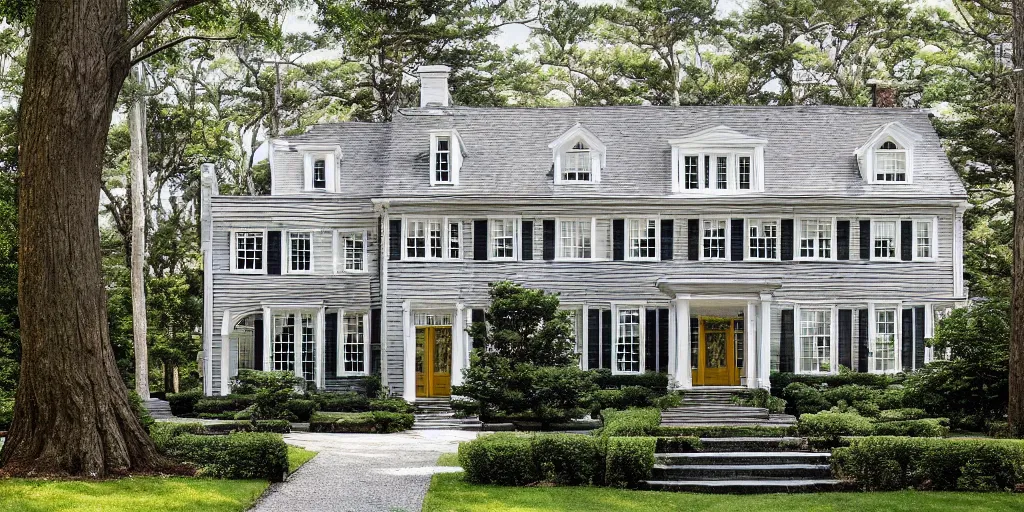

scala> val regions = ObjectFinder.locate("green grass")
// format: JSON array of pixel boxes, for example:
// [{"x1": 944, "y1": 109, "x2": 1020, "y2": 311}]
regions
[
  {"x1": 0, "y1": 477, "x2": 268, "y2": 512},
  {"x1": 287, "y1": 445, "x2": 317, "y2": 473},
  {"x1": 436, "y1": 453, "x2": 460, "y2": 467},
  {"x1": 423, "y1": 472, "x2": 1024, "y2": 512}
]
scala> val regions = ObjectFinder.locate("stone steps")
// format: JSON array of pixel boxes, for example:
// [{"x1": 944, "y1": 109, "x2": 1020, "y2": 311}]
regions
[
  {"x1": 653, "y1": 463, "x2": 832, "y2": 480},
  {"x1": 656, "y1": 451, "x2": 830, "y2": 466},
  {"x1": 645, "y1": 479, "x2": 844, "y2": 494},
  {"x1": 699, "y1": 437, "x2": 808, "y2": 452},
  {"x1": 412, "y1": 399, "x2": 482, "y2": 430}
]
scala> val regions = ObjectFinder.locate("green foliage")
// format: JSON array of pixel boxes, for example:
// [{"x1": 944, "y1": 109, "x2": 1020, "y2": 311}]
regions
[
  {"x1": 651, "y1": 392, "x2": 683, "y2": 410},
  {"x1": 782, "y1": 383, "x2": 832, "y2": 416},
  {"x1": 797, "y1": 411, "x2": 874, "y2": 441},
  {"x1": 878, "y1": 408, "x2": 929, "y2": 422},
  {"x1": 770, "y1": 372, "x2": 896, "y2": 394},
  {"x1": 653, "y1": 425, "x2": 798, "y2": 438},
  {"x1": 459, "y1": 433, "x2": 538, "y2": 485},
  {"x1": 532, "y1": 434, "x2": 604, "y2": 486},
  {"x1": 832, "y1": 437, "x2": 1024, "y2": 491},
  {"x1": 601, "y1": 408, "x2": 661, "y2": 437},
  {"x1": 369, "y1": 397, "x2": 415, "y2": 413},
  {"x1": 313, "y1": 391, "x2": 370, "y2": 412},
  {"x1": 247, "y1": 371, "x2": 304, "y2": 421},
  {"x1": 604, "y1": 437, "x2": 655, "y2": 488},
  {"x1": 163, "y1": 432, "x2": 289, "y2": 481},
  {"x1": 654, "y1": 436, "x2": 702, "y2": 453},
  {"x1": 733, "y1": 389, "x2": 786, "y2": 414},
  {"x1": 308, "y1": 411, "x2": 414, "y2": 433},
  {"x1": 0, "y1": 395, "x2": 13, "y2": 430},
  {"x1": 194, "y1": 395, "x2": 255, "y2": 415},
  {"x1": 129, "y1": 390, "x2": 155, "y2": 431},
  {"x1": 149, "y1": 422, "x2": 207, "y2": 452},
  {"x1": 872, "y1": 418, "x2": 949, "y2": 438},
  {"x1": 167, "y1": 390, "x2": 203, "y2": 416},
  {"x1": 591, "y1": 386, "x2": 655, "y2": 415},
  {"x1": 285, "y1": 399, "x2": 316, "y2": 422}
]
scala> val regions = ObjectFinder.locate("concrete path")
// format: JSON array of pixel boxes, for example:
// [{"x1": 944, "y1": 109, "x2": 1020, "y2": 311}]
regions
[{"x1": 251, "y1": 430, "x2": 480, "y2": 512}]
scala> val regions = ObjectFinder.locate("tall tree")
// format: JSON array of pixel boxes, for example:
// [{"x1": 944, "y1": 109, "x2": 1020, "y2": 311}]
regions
[{"x1": 1010, "y1": 0, "x2": 1024, "y2": 436}]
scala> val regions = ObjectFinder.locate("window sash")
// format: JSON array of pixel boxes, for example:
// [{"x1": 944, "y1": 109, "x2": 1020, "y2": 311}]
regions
[
  {"x1": 235, "y1": 232, "x2": 264, "y2": 271},
  {"x1": 559, "y1": 220, "x2": 593, "y2": 259},
  {"x1": 799, "y1": 219, "x2": 832, "y2": 259},
  {"x1": 873, "y1": 221, "x2": 897, "y2": 260},
  {"x1": 491, "y1": 218, "x2": 517, "y2": 260},
  {"x1": 702, "y1": 219, "x2": 727, "y2": 259},
  {"x1": 683, "y1": 156, "x2": 699, "y2": 189},
  {"x1": 343, "y1": 233, "x2": 365, "y2": 272},
  {"x1": 872, "y1": 309, "x2": 898, "y2": 373},
  {"x1": 915, "y1": 220, "x2": 932, "y2": 259},
  {"x1": 434, "y1": 137, "x2": 451, "y2": 183},
  {"x1": 448, "y1": 222, "x2": 461, "y2": 259},
  {"x1": 798, "y1": 309, "x2": 832, "y2": 373},
  {"x1": 615, "y1": 308, "x2": 642, "y2": 373},
  {"x1": 628, "y1": 219, "x2": 658, "y2": 259},
  {"x1": 738, "y1": 156, "x2": 751, "y2": 189},
  {"x1": 748, "y1": 220, "x2": 778, "y2": 260},
  {"x1": 342, "y1": 313, "x2": 366, "y2": 374},
  {"x1": 562, "y1": 149, "x2": 592, "y2": 182},
  {"x1": 312, "y1": 160, "x2": 327, "y2": 189},
  {"x1": 289, "y1": 232, "x2": 312, "y2": 272},
  {"x1": 874, "y1": 150, "x2": 907, "y2": 182}
]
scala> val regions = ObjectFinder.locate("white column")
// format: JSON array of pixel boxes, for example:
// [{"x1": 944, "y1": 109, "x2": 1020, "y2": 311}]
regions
[
  {"x1": 262, "y1": 306, "x2": 272, "y2": 371},
  {"x1": 758, "y1": 293, "x2": 772, "y2": 390},
  {"x1": 402, "y1": 301, "x2": 416, "y2": 401},
  {"x1": 673, "y1": 297, "x2": 692, "y2": 389},
  {"x1": 220, "y1": 309, "x2": 232, "y2": 396},
  {"x1": 451, "y1": 303, "x2": 466, "y2": 387},
  {"x1": 746, "y1": 301, "x2": 757, "y2": 389},
  {"x1": 315, "y1": 306, "x2": 326, "y2": 388}
]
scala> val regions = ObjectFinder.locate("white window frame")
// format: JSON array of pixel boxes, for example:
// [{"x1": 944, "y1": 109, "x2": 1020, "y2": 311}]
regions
[
  {"x1": 796, "y1": 217, "x2": 836, "y2": 261},
  {"x1": 611, "y1": 304, "x2": 645, "y2": 375},
  {"x1": 870, "y1": 218, "x2": 900, "y2": 262},
  {"x1": 229, "y1": 229, "x2": 267, "y2": 274},
  {"x1": 429, "y1": 130, "x2": 462, "y2": 186},
  {"x1": 626, "y1": 218, "x2": 660, "y2": 261},
  {"x1": 699, "y1": 217, "x2": 730, "y2": 261},
  {"x1": 270, "y1": 309, "x2": 319, "y2": 381},
  {"x1": 302, "y1": 151, "x2": 336, "y2": 192},
  {"x1": 285, "y1": 230, "x2": 314, "y2": 274},
  {"x1": 873, "y1": 139, "x2": 908, "y2": 183},
  {"x1": 555, "y1": 217, "x2": 595, "y2": 261},
  {"x1": 867, "y1": 303, "x2": 901, "y2": 374},
  {"x1": 403, "y1": 217, "x2": 462, "y2": 261},
  {"x1": 337, "y1": 310, "x2": 371, "y2": 376},
  {"x1": 551, "y1": 124, "x2": 605, "y2": 185},
  {"x1": 560, "y1": 140, "x2": 596, "y2": 183},
  {"x1": 488, "y1": 216, "x2": 520, "y2": 261},
  {"x1": 335, "y1": 231, "x2": 368, "y2": 274},
  {"x1": 856, "y1": 123, "x2": 919, "y2": 185},
  {"x1": 560, "y1": 306, "x2": 585, "y2": 366},
  {"x1": 912, "y1": 217, "x2": 937, "y2": 261},
  {"x1": 794, "y1": 305, "x2": 837, "y2": 375},
  {"x1": 448, "y1": 221, "x2": 462, "y2": 259},
  {"x1": 746, "y1": 218, "x2": 780, "y2": 261}
]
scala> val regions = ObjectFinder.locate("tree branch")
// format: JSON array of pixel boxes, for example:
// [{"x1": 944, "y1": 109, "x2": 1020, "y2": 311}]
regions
[
  {"x1": 119, "y1": 0, "x2": 210, "y2": 56},
  {"x1": 130, "y1": 35, "x2": 236, "y2": 66}
]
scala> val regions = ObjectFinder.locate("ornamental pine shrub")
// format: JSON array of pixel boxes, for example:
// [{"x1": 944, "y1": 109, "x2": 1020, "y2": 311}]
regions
[{"x1": 604, "y1": 436, "x2": 656, "y2": 488}]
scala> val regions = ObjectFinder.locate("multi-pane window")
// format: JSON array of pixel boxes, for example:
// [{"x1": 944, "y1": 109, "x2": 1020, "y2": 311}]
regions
[
  {"x1": 428, "y1": 220, "x2": 443, "y2": 258},
  {"x1": 562, "y1": 141, "x2": 592, "y2": 182},
  {"x1": 715, "y1": 156, "x2": 728, "y2": 189},
  {"x1": 299, "y1": 314, "x2": 315, "y2": 382},
  {"x1": 342, "y1": 313, "x2": 365, "y2": 374},
  {"x1": 915, "y1": 220, "x2": 932, "y2": 259},
  {"x1": 616, "y1": 308, "x2": 642, "y2": 373},
  {"x1": 343, "y1": 233, "x2": 364, "y2": 272},
  {"x1": 434, "y1": 136, "x2": 451, "y2": 183},
  {"x1": 739, "y1": 156, "x2": 751, "y2": 189},
  {"x1": 234, "y1": 232, "x2": 264, "y2": 271},
  {"x1": 702, "y1": 219, "x2": 727, "y2": 259},
  {"x1": 683, "y1": 155, "x2": 699, "y2": 189},
  {"x1": 874, "y1": 140, "x2": 907, "y2": 182},
  {"x1": 799, "y1": 309, "x2": 832, "y2": 373},
  {"x1": 799, "y1": 219, "x2": 832, "y2": 259},
  {"x1": 272, "y1": 314, "x2": 295, "y2": 372},
  {"x1": 873, "y1": 221, "x2": 897, "y2": 260},
  {"x1": 734, "y1": 319, "x2": 744, "y2": 369},
  {"x1": 289, "y1": 232, "x2": 312, "y2": 272},
  {"x1": 272, "y1": 312, "x2": 312, "y2": 376},
  {"x1": 563, "y1": 309, "x2": 582, "y2": 355},
  {"x1": 559, "y1": 219, "x2": 592, "y2": 259},
  {"x1": 628, "y1": 219, "x2": 658, "y2": 259},
  {"x1": 406, "y1": 219, "x2": 444, "y2": 259},
  {"x1": 448, "y1": 222, "x2": 461, "y2": 259},
  {"x1": 748, "y1": 220, "x2": 777, "y2": 259},
  {"x1": 491, "y1": 218, "x2": 517, "y2": 260},
  {"x1": 313, "y1": 159, "x2": 327, "y2": 189},
  {"x1": 873, "y1": 308, "x2": 898, "y2": 373}
]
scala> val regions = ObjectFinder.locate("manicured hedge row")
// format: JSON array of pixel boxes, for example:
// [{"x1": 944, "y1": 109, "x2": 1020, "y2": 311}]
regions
[
  {"x1": 308, "y1": 411, "x2": 414, "y2": 433},
  {"x1": 590, "y1": 369, "x2": 668, "y2": 392},
  {"x1": 605, "y1": 437, "x2": 656, "y2": 488},
  {"x1": 654, "y1": 436, "x2": 702, "y2": 453},
  {"x1": 167, "y1": 390, "x2": 203, "y2": 416},
  {"x1": 832, "y1": 437, "x2": 1024, "y2": 491},
  {"x1": 798, "y1": 411, "x2": 950, "y2": 440},
  {"x1": 194, "y1": 395, "x2": 255, "y2": 415},
  {"x1": 770, "y1": 372, "x2": 897, "y2": 394},
  {"x1": 164, "y1": 432, "x2": 289, "y2": 481},
  {"x1": 653, "y1": 425, "x2": 799, "y2": 438},
  {"x1": 601, "y1": 408, "x2": 661, "y2": 436}
]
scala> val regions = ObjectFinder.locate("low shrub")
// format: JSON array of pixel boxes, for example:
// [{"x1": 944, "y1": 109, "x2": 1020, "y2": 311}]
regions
[
  {"x1": 878, "y1": 408, "x2": 929, "y2": 422},
  {"x1": 876, "y1": 386, "x2": 908, "y2": 410},
  {"x1": 832, "y1": 437, "x2": 1024, "y2": 491},
  {"x1": 591, "y1": 387, "x2": 655, "y2": 415},
  {"x1": 590, "y1": 369, "x2": 668, "y2": 393},
  {"x1": 872, "y1": 418, "x2": 949, "y2": 437},
  {"x1": 604, "y1": 436, "x2": 655, "y2": 488},
  {"x1": 369, "y1": 397, "x2": 415, "y2": 414},
  {"x1": 822, "y1": 385, "x2": 881, "y2": 409},
  {"x1": 308, "y1": 411, "x2": 414, "y2": 433},
  {"x1": 128, "y1": 391, "x2": 155, "y2": 431},
  {"x1": 197, "y1": 412, "x2": 239, "y2": 420},
  {"x1": 654, "y1": 425, "x2": 798, "y2": 438},
  {"x1": 163, "y1": 432, "x2": 289, "y2": 481},
  {"x1": 651, "y1": 392, "x2": 683, "y2": 410},
  {"x1": 770, "y1": 372, "x2": 896, "y2": 394},
  {"x1": 459, "y1": 433, "x2": 537, "y2": 485},
  {"x1": 286, "y1": 399, "x2": 316, "y2": 421},
  {"x1": 797, "y1": 411, "x2": 873, "y2": 441},
  {"x1": 987, "y1": 422, "x2": 1021, "y2": 439},
  {"x1": 313, "y1": 392, "x2": 370, "y2": 412},
  {"x1": 654, "y1": 436, "x2": 702, "y2": 453},
  {"x1": 782, "y1": 383, "x2": 831, "y2": 416},
  {"x1": 249, "y1": 372, "x2": 304, "y2": 421},
  {"x1": 149, "y1": 422, "x2": 206, "y2": 451},
  {"x1": 532, "y1": 434, "x2": 604, "y2": 485},
  {"x1": 167, "y1": 390, "x2": 203, "y2": 416},
  {"x1": 254, "y1": 419, "x2": 292, "y2": 433},
  {"x1": 734, "y1": 389, "x2": 787, "y2": 414},
  {"x1": 193, "y1": 395, "x2": 255, "y2": 415},
  {"x1": 601, "y1": 408, "x2": 660, "y2": 437}
]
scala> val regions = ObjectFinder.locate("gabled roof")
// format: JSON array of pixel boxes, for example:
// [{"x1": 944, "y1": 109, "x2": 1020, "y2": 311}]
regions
[
  {"x1": 668, "y1": 125, "x2": 768, "y2": 148},
  {"x1": 853, "y1": 121, "x2": 923, "y2": 158},
  {"x1": 548, "y1": 123, "x2": 607, "y2": 153}
]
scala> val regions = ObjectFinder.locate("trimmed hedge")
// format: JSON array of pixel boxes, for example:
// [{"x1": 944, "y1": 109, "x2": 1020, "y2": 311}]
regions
[
  {"x1": 532, "y1": 434, "x2": 604, "y2": 485},
  {"x1": 163, "y1": 432, "x2": 289, "y2": 481},
  {"x1": 167, "y1": 390, "x2": 203, "y2": 416},
  {"x1": 605, "y1": 436, "x2": 656, "y2": 488},
  {"x1": 149, "y1": 422, "x2": 207, "y2": 451},
  {"x1": 312, "y1": 392, "x2": 370, "y2": 412},
  {"x1": 460, "y1": 433, "x2": 538, "y2": 485},
  {"x1": 286, "y1": 399, "x2": 316, "y2": 422},
  {"x1": 590, "y1": 369, "x2": 668, "y2": 392},
  {"x1": 771, "y1": 372, "x2": 896, "y2": 393},
  {"x1": 194, "y1": 395, "x2": 255, "y2": 415},
  {"x1": 654, "y1": 436, "x2": 702, "y2": 453},
  {"x1": 654, "y1": 425, "x2": 798, "y2": 438},
  {"x1": 369, "y1": 397, "x2": 416, "y2": 414},
  {"x1": 872, "y1": 418, "x2": 949, "y2": 437},
  {"x1": 798, "y1": 411, "x2": 874, "y2": 440},
  {"x1": 308, "y1": 411, "x2": 414, "y2": 433},
  {"x1": 601, "y1": 408, "x2": 661, "y2": 436},
  {"x1": 832, "y1": 437, "x2": 1024, "y2": 491},
  {"x1": 878, "y1": 408, "x2": 929, "y2": 422}
]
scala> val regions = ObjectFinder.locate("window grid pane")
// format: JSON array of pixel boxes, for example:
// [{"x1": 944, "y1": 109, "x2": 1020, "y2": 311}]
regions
[
  {"x1": 492, "y1": 219, "x2": 516, "y2": 259},
  {"x1": 406, "y1": 221, "x2": 426, "y2": 258},
  {"x1": 874, "y1": 309, "x2": 897, "y2": 372},
  {"x1": 738, "y1": 156, "x2": 751, "y2": 189},
  {"x1": 702, "y1": 219, "x2": 727, "y2": 259},
  {"x1": 272, "y1": 314, "x2": 295, "y2": 372},
  {"x1": 748, "y1": 220, "x2": 777, "y2": 259},
  {"x1": 344, "y1": 234, "x2": 364, "y2": 271},
  {"x1": 449, "y1": 222, "x2": 461, "y2": 259},
  {"x1": 629, "y1": 219, "x2": 658, "y2": 259},
  {"x1": 734, "y1": 319, "x2": 744, "y2": 368},
  {"x1": 563, "y1": 143, "x2": 593, "y2": 182},
  {"x1": 289, "y1": 232, "x2": 311, "y2": 272},
  {"x1": 874, "y1": 150, "x2": 906, "y2": 182},
  {"x1": 300, "y1": 314, "x2": 315, "y2": 382},
  {"x1": 235, "y1": 232, "x2": 264, "y2": 270},
  {"x1": 873, "y1": 221, "x2": 897, "y2": 259},
  {"x1": 799, "y1": 309, "x2": 831, "y2": 372},
  {"x1": 429, "y1": 221, "x2": 443, "y2": 258},
  {"x1": 916, "y1": 221, "x2": 931, "y2": 258},
  {"x1": 684, "y1": 156, "x2": 698, "y2": 189},
  {"x1": 800, "y1": 219, "x2": 832, "y2": 259},
  {"x1": 559, "y1": 220, "x2": 592, "y2": 259},
  {"x1": 716, "y1": 157, "x2": 728, "y2": 189},
  {"x1": 616, "y1": 308, "x2": 641, "y2": 373},
  {"x1": 313, "y1": 159, "x2": 326, "y2": 189},
  {"x1": 434, "y1": 137, "x2": 450, "y2": 183},
  {"x1": 343, "y1": 314, "x2": 365, "y2": 373}
]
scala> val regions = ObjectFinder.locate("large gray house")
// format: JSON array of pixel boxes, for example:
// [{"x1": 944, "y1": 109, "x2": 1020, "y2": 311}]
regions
[{"x1": 199, "y1": 66, "x2": 968, "y2": 400}]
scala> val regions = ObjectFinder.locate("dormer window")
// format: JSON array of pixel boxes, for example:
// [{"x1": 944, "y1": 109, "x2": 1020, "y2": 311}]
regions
[
  {"x1": 670, "y1": 126, "x2": 766, "y2": 193},
  {"x1": 430, "y1": 130, "x2": 462, "y2": 186},
  {"x1": 855, "y1": 122, "x2": 920, "y2": 184},
  {"x1": 563, "y1": 141, "x2": 592, "y2": 182},
  {"x1": 312, "y1": 159, "x2": 327, "y2": 189},
  {"x1": 550, "y1": 123, "x2": 605, "y2": 184},
  {"x1": 874, "y1": 140, "x2": 906, "y2": 182},
  {"x1": 300, "y1": 147, "x2": 338, "y2": 192},
  {"x1": 434, "y1": 136, "x2": 451, "y2": 183}
]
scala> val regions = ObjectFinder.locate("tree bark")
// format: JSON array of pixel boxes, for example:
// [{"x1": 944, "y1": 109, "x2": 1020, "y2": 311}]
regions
[
  {"x1": 130, "y1": 63, "x2": 151, "y2": 401},
  {"x1": 1011, "y1": 0, "x2": 1024, "y2": 437},
  {"x1": 0, "y1": 0, "x2": 174, "y2": 477}
]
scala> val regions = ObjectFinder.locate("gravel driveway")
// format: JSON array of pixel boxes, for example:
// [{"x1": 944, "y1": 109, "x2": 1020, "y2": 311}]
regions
[{"x1": 250, "y1": 430, "x2": 479, "y2": 512}]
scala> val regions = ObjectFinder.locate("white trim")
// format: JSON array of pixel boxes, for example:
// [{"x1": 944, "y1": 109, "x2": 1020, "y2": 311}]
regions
[
  {"x1": 452, "y1": 303, "x2": 466, "y2": 386},
  {"x1": 911, "y1": 216, "x2": 938, "y2": 262},
  {"x1": 220, "y1": 309, "x2": 232, "y2": 396},
  {"x1": 229, "y1": 229, "x2": 269, "y2": 274},
  {"x1": 429, "y1": 130, "x2": 462, "y2": 186},
  {"x1": 745, "y1": 217, "x2": 781, "y2": 262},
  {"x1": 954, "y1": 205, "x2": 966, "y2": 297},
  {"x1": 551, "y1": 123, "x2": 605, "y2": 184},
  {"x1": 758, "y1": 294, "x2": 772, "y2": 389},
  {"x1": 673, "y1": 298, "x2": 692, "y2": 389},
  {"x1": 855, "y1": 122, "x2": 921, "y2": 184},
  {"x1": 554, "y1": 217, "x2": 597, "y2": 261},
  {"x1": 669, "y1": 126, "x2": 766, "y2": 194},
  {"x1": 402, "y1": 216, "x2": 463, "y2": 261},
  {"x1": 625, "y1": 217, "x2": 661, "y2": 261},
  {"x1": 794, "y1": 216, "x2": 837, "y2": 261},
  {"x1": 745, "y1": 301, "x2": 757, "y2": 388},
  {"x1": 302, "y1": 149, "x2": 339, "y2": 192},
  {"x1": 868, "y1": 218, "x2": 901, "y2": 262},
  {"x1": 402, "y1": 301, "x2": 415, "y2": 401},
  {"x1": 866, "y1": 302, "x2": 902, "y2": 375},
  {"x1": 487, "y1": 216, "x2": 521, "y2": 261},
  {"x1": 793, "y1": 305, "x2": 838, "y2": 375},
  {"x1": 337, "y1": 310, "x2": 372, "y2": 376},
  {"x1": 697, "y1": 216, "x2": 731, "y2": 261},
  {"x1": 611, "y1": 303, "x2": 646, "y2": 375},
  {"x1": 284, "y1": 230, "x2": 315, "y2": 274},
  {"x1": 337, "y1": 230, "x2": 369, "y2": 273}
]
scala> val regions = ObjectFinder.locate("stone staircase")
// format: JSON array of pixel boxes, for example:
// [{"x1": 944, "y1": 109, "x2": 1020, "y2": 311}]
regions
[
  {"x1": 412, "y1": 398, "x2": 483, "y2": 430},
  {"x1": 142, "y1": 398, "x2": 175, "y2": 421},
  {"x1": 663, "y1": 388, "x2": 797, "y2": 428}
]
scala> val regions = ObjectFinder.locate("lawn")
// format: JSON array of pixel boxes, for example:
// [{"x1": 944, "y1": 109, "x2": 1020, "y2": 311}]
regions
[
  {"x1": 287, "y1": 445, "x2": 317, "y2": 473},
  {"x1": 423, "y1": 473, "x2": 1024, "y2": 512}
]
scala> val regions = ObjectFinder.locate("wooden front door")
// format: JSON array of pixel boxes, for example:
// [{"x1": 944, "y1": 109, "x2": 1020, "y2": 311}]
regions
[
  {"x1": 693, "y1": 317, "x2": 742, "y2": 386},
  {"x1": 415, "y1": 325, "x2": 452, "y2": 397}
]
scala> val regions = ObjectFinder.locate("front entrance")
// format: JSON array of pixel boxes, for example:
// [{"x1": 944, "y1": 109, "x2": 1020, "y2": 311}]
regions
[
  {"x1": 693, "y1": 317, "x2": 743, "y2": 386},
  {"x1": 415, "y1": 325, "x2": 452, "y2": 397}
]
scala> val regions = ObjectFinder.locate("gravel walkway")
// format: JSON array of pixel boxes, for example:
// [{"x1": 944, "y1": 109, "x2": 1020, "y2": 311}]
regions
[{"x1": 251, "y1": 430, "x2": 480, "y2": 512}]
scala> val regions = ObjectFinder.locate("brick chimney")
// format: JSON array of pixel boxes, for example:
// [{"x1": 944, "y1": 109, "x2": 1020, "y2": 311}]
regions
[
  {"x1": 417, "y1": 65, "x2": 451, "y2": 108},
  {"x1": 868, "y1": 80, "x2": 898, "y2": 108}
]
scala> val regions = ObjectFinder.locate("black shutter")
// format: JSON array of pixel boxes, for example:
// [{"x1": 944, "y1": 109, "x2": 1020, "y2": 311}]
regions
[
  {"x1": 473, "y1": 220, "x2": 488, "y2": 261},
  {"x1": 838, "y1": 309, "x2": 852, "y2": 370},
  {"x1": 601, "y1": 310, "x2": 612, "y2": 370},
  {"x1": 901, "y1": 307, "x2": 913, "y2": 371},
  {"x1": 857, "y1": 309, "x2": 869, "y2": 373},
  {"x1": 901, "y1": 220, "x2": 913, "y2": 261},
  {"x1": 780, "y1": 219, "x2": 794, "y2": 261},
  {"x1": 612, "y1": 219, "x2": 625, "y2": 261},
  {"x1": 644, "y1": 309, "x2": 656, "y2": 372},
  {"x1": 860, "y1": 220, "x2": 871, "y2": 260},
  {"x1": 914, "y1": 306, "x2": 926, "y2": 370},
  {"x1": 587, "y1": 309, "x2": 600, "y2": 370},
  {"x1": 253, "y1": 317, "x2": 264, "y2": 371},
  {"x1": 657, "y1": 308, "x2": 670, "y2": 373},
  {"x1": 731, "y1": 218, "x2": 744, "y2": 261},
  {"x1": 324, "y1": 312, "x2": 338, "y2": 377},
  {"x1": 267, "y1": 230, "x2": 282, "y2": 274},
  {"x1": 779, "y1": 309, "x2": 795, "y2": 373},
  {"x1": 388, "y1": 219, "x2": 402, "y2": 261},
  {"x1": 543, "y1": 220, "x2": 555, "y2": 261},
  {"x1": 836, "y1": 220, "x2": 850, "y2": 260},
  {"x1": 471, "y1": 309, "x2": 485, "y2": 350},
  {"x1": 660, "y1": 219, "x2": 674, "y2": 261},
  {"x1": 370, "y1": 308, "x2": 381, "y2": 375},
  {"x1": 687, "y1": 219, "x2": 699, "y2": 261},
  {"x1": 521, "y1": 220, "x2": 534, "y2": 261}
]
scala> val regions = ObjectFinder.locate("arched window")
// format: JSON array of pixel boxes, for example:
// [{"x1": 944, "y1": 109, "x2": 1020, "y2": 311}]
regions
[
  {"x1": 562, "y1": 140, "x2": 592, "y2": 182},
  {"x1": 874, "y1": 139, "x2": 906, "y2": 182}
]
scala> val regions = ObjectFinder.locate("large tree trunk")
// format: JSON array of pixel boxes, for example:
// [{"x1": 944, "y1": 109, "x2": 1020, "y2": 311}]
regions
[
  {"x1": 1012, "y1": 0, "x2": 1024, "y2": 437},
  {"x1": 0, "y1": 0, "x2": 173, "y2": 476},
  {"x1": 129, "y1": 63, "x2": 151, "y2": 400}
]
